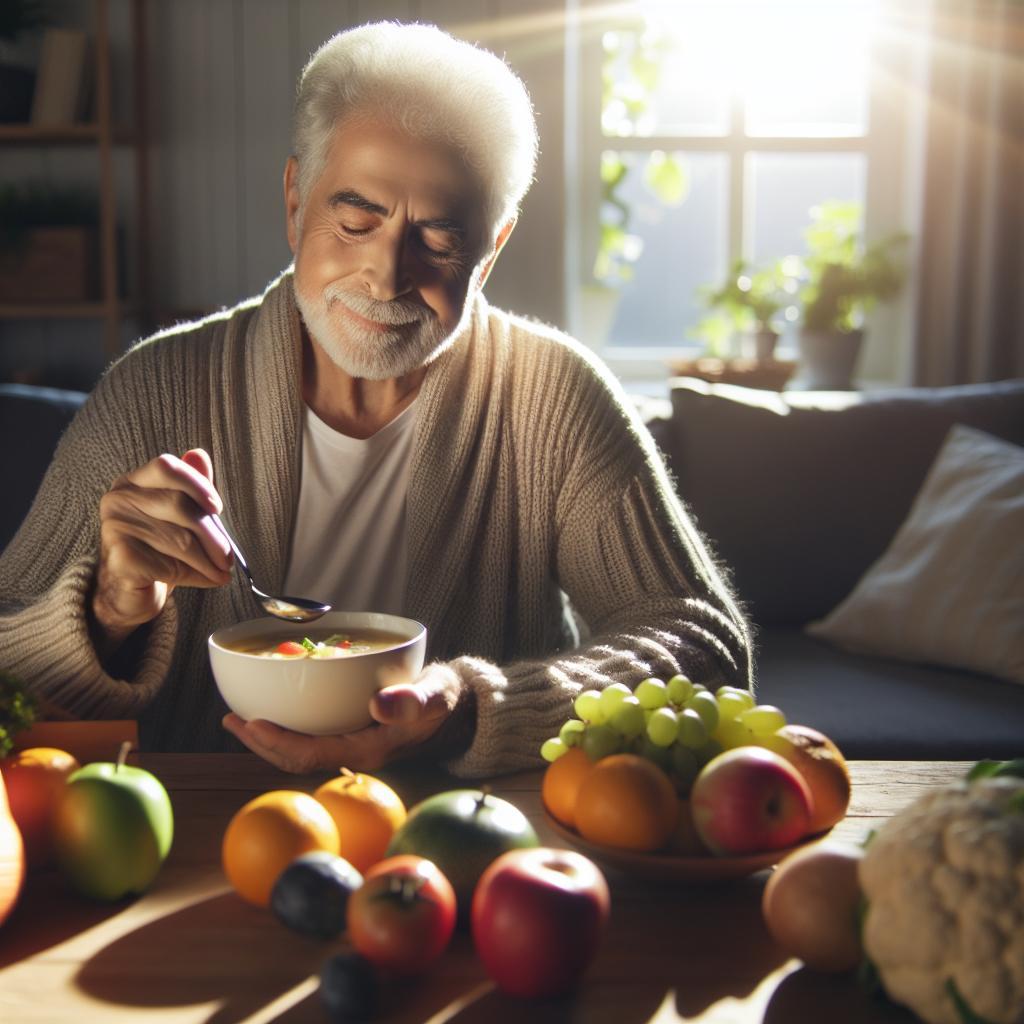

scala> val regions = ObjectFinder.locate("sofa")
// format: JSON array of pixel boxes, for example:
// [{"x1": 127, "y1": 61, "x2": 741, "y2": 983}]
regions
[
  {"x1": 647, "y1": 377, "x2": 1024, "y2": 760},
  {"x1": 0, "y1": 383, "x2": 87, "y2": 553},
  {"x1": 4, "y1": 378, "x2": 1023, "y2": 761}
]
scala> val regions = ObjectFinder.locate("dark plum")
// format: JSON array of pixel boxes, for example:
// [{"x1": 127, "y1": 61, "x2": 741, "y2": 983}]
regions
[
  {"x1": 320, "y1": 952, "x2": 378, "y2": 1022},
  {"x1": 270, "y1": 850, "x2": 362, "y2": 939}
]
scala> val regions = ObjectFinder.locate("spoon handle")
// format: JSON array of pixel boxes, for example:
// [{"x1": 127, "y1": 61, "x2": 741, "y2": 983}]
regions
[{"x1": 211, "y1": 514, "x2": 252, "y2": 583}]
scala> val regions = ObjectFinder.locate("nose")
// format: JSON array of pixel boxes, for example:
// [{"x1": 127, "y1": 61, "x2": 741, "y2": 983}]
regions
[{"x1": 362, "y1": 230, "x2": 413, "y2": 302}]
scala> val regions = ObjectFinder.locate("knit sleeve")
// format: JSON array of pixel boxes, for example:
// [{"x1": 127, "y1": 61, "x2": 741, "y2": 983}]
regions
[
  {"x1": 443, "y1": 429, "x2": 753, "y2": 778},
  {"x1": 0, "y1": 364, "x2": 179, "y2": 719}
]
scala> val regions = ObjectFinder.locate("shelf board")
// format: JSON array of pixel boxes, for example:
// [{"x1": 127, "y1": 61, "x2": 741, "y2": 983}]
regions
[
  {"x1": 0, "y1": 123, "x2": 136, "y2": 144},
  {"x1": 0, "y1": 302, "x2": 136, "y2": 319}
]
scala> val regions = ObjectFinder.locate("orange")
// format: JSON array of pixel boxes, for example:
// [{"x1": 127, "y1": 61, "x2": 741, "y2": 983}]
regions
[
  {"x1": 222, "y1": 790, "x2": 340, "y2": 907},
  {"x1": 541, "y1": 747, "x2": 594, "y2": 828},
  {"x1": 762, "y1": 725, "x2": 851, "y2": 833},
  {"x1": 313, "y1": 768, "x2": 407, "y2": 874},
  {"x1": 574, "y1": 754, "x2": 678, "y2": 853},
  {"x1": 0, "y1": 747, "x2": 80, "y2": 868}
]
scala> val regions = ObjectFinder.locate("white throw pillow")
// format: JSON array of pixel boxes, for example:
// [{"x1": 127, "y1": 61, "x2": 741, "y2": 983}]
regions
[{"x1": 807, "y1": 424, "x2": 1024, "y2": 684}]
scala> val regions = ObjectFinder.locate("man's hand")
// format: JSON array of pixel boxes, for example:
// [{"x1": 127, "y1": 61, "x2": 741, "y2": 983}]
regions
[
  {"x1": 222, "y1": 664, "x2": 473, "y2": 773},
  {"x1": 91, "y1": 448, "x2": 233, "y2": 649}
]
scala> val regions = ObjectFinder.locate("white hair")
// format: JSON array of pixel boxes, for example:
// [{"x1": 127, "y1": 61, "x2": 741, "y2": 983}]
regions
[{"x1": 292, "y1": 22, "x2": 538, "y2": 243}]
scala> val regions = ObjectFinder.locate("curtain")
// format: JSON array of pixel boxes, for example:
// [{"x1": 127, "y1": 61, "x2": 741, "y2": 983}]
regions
[{"x1": 912, "y1": 0, "x2": 1024, "y2": 385}]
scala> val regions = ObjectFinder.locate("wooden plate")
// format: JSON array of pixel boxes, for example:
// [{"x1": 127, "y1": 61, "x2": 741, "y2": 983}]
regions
[{"x1": 544, "y1": 811, "x2": 823, "y2": 882}]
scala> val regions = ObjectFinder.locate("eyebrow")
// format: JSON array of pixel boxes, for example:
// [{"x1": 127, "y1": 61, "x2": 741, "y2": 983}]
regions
[{"x1": 326, "y1": 188, "x2": 466, "y2": 236}]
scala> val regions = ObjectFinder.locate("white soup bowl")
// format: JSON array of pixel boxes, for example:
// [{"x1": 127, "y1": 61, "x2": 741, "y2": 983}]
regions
[{"x1": 209, "y1": 611, "x2": 427, "y2": 735}]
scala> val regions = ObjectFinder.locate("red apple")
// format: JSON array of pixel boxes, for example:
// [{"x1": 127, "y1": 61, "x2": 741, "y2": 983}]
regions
[
  {"x1": 690, "y1": 747, "x2": 812, "y2": 856},
  {"x1": 471, "y1": 847, "x2": 610, "y2": 999}
]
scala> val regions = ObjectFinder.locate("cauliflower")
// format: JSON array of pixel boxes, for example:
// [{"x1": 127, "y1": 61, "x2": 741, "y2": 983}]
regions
[{"x1": 859, "y1": 775, "x2": 1024, "y2": 1024}]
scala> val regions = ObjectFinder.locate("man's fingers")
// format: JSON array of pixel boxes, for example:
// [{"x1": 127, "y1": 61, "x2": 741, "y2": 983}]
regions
[
  {"x1": 222, "y1": 714, "x2": 394, "y2": 774},
  {"x1": 101, "y1": 485, "x2": 232, "y2": 576},
  {"x1": 371, "y1": 666, "x2": 461, "y2": 725},
  {"x1": 105, "y1": 536, "x2": 228, "y2": 591},
  {"x1": 181, "y1": 448, "x2": 214, "y2": 484},
  {"x1": 121, "y1": 452, "x2": 223, "y2": 515}
]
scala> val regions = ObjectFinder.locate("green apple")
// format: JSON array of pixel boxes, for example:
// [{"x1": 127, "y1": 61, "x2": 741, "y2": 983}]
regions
[
  {"x1": 386, "y1": 789, "x2": 538, "y2": 923},
  {"x1": 52, "y1": 746, "x2": 173, "y2": 901}
]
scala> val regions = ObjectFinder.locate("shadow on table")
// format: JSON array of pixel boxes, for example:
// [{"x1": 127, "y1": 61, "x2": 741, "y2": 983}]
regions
[
  {"x1": 763, "y1": 965, "x2": 919, "y2": 1024},
  {"x1": 74, "y1": 891, "x2": 328, "y2": 1024},
  {"x1": 0, "y1": 870, "x2": 125, "y2": 969}
]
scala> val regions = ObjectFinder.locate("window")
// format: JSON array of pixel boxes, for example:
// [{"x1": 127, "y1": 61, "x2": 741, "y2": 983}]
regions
[{"x1": 566, "y1": 0, "x2": 885, "y2": 383}]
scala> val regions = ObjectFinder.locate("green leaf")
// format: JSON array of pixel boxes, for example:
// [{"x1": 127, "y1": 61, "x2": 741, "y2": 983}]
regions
[
  {"x1": 946, "y1": 979, "x2": 999, "y2": 1024},
  {"x1": 644, "y1": 152, "x2": 688, "y2": 207},
  {"x1": 968, "y1": 758, "x2": 1024, "y2": 781},
  {"x1": 0, "y1": 672, "x2": 38, "y2": 758},
  {"x1": 966, "y1": 759, "x2": 1002, "y2": 781},
  {"x1": 856, "y1": 956, "x2": 884, "y2": 998}
]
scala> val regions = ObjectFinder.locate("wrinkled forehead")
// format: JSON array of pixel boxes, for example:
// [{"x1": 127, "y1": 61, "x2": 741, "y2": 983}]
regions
[{"x1": 310, "y1": 115, "x2": 490, "y2": 235}]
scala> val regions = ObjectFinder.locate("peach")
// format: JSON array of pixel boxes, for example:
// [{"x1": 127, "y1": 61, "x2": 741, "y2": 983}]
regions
[
  {"x1": 762, "y1": 839, "x2": 864, "y2": 972},
  {"x1": 763, "y1": 725, "x2": 851, "y2": 833},
  {"x1": 0, "y1": 747, "x2": 79, "y2": 868}
]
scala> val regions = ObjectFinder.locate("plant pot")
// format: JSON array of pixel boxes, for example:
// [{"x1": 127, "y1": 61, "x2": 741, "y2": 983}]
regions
[
  {"x1": 753, "y1": 329, "x2": 779, "y2": 362},
  {"x1": 795, "y1": 328, "x2": 864, "y2": 390},
  {"x1": 0, "y1": 226, "x2": 100, "y2": 303},
  {"x1": 0, "y1": 65, "x2": 35, "y2": 122}
]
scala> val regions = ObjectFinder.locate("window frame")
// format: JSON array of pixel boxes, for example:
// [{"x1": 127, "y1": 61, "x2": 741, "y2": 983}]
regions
[{"x1": 564, "y1": 0, "x2": 923, "y2": 388}]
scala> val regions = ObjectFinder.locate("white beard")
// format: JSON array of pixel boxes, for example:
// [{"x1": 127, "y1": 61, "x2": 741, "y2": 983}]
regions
[{"x1": 294, "y1": 280, "x2": 457, "y2": 380}]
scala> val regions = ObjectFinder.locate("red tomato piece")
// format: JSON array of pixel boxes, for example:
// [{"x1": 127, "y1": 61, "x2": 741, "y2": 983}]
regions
[
  {"x1": 346, "y1": 854, "x2": 456, "y2": 975},
  {"x1": 275, "y1": 641, "x2": 307, "y2": 656}
]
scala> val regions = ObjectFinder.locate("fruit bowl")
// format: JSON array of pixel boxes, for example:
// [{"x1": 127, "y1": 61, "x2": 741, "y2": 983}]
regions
[{"x1": 543, "y1": 810, "x2": 826, "y2": 882}]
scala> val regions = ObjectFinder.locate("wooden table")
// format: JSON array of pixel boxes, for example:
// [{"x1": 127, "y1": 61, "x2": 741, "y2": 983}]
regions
[{"x1": 0, "y1": 757, "x2": 965, "y2": 1023}]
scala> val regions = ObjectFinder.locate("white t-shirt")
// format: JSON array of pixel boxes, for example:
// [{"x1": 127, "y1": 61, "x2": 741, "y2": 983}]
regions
[{"x1": 283, "y1": 399, "x2": 418, "y2": 616}]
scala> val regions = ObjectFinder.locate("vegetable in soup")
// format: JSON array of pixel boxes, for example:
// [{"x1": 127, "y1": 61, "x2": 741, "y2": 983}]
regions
[{"x1": 231, "y1": 631, "x2": 408, "y2": 659}]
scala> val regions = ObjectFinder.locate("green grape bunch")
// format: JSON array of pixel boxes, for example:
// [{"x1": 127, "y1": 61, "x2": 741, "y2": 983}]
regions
[{"x1": 539, "y1": 675, "x2": 790, "y2": 797}]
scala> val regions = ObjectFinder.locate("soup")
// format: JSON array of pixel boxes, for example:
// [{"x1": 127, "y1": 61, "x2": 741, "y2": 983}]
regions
[{"x1": 228, "y1": 629, "x2": 410, "y2": 660}]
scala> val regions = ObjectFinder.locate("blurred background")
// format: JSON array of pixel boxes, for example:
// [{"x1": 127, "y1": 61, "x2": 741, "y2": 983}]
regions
[{"x1": 0, "y1": 0, "x2": 1020, "y2": 395}]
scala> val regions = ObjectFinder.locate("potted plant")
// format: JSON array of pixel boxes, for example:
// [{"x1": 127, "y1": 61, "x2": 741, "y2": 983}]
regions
[
  {"x1": 0, "y1": 182, "x2": 100, "y2": 303},
  {"x1": 0, "y1": 673, "x2": 37, "y2": 758},
  {"x1": 694, "y1": 258, "x2": 790, "y2": 361},
  {"x1": 793, "y1": 201, "x2": 908, "y2": 390},
  {"x1": 0, "y1": 0, "x2": 48, "y2": 122}
]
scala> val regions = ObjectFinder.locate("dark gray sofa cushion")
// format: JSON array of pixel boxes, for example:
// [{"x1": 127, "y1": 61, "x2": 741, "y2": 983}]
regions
[
  {"x1": 0, "y1": 383, "x2": 87, "y2": 553},
  {"x1": 754, "y1": 628, "x2": 1024, "y2": 760},
  {"x1": 665, "y1": 378, "x2": 1024, "y2": 626}
]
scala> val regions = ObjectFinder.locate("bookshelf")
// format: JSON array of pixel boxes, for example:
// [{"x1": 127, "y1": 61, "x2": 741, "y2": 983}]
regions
[{"x1": 0, "y1": 0, "x2": 150, "y2": 361}]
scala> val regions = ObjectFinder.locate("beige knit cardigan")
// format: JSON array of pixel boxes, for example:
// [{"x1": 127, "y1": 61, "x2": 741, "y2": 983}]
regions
[{"x1": 0, "y1": 272, "x2": 752, "y2": 777}]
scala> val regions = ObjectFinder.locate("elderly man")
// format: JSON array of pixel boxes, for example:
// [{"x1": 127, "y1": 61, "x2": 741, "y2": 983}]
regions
[{"x1": 0, "y1": 23, "x2": 751, "y2": 777}]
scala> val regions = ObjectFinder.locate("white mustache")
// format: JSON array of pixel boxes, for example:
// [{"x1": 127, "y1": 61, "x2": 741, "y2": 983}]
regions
[{"x1": 323, "y1": 286, "x2": 427, "y2": 326}]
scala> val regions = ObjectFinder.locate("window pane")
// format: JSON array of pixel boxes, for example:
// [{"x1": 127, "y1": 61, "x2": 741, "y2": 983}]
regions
[
  {"x1": 742, "y1": 2, "x2": 873, "y2": 137},
  {"x1": 601, "y1": 1, "x2": 874, "y2": 139},
  {"x1": 747, "y1": 152, "x2": 866, "y2": 347},
  {"x1": 748, "y1": 153, "x2": 866, "y2": 264},
  {"x1": 596, "y1": 151, "x2": 728, "y2": 347},
  {"x1": 601, "y1": 18, "x2": 731, "y2": 137}
]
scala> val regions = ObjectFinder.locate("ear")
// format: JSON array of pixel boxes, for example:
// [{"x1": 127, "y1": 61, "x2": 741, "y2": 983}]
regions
[
  {"x1": 476, "y1": 218, "x2": 516, "y2": 290},
  {"x1": 284, "y1": 156, "x2": 301, "y2": 254}
]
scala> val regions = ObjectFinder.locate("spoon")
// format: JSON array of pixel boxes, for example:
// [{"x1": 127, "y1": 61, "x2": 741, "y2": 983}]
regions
[{"x1": 211, "y1": 514, "x2": 331, "y2": 623}]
